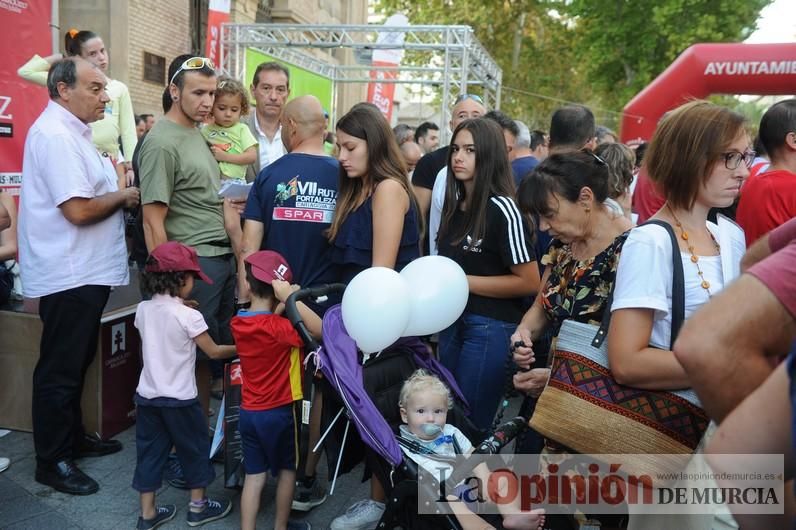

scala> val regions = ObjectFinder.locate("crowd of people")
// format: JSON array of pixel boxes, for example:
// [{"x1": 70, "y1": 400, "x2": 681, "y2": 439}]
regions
[{"x1": 4, "y1": 27, "x2": 796, "y2": 530}]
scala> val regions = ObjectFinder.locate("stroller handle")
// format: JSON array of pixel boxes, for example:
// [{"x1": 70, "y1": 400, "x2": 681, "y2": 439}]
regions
[
  {"x1": 284, "y1": 283, "x2": 347, "y2": 351},
  {"x1": 446, "y1": 416, "x2": 529, "y2": 487}
]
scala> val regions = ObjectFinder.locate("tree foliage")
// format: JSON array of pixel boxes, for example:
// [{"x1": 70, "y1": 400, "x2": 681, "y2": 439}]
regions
[
  {"x1": 375, "y1": 0, "x2": 772, "y2": 132},
  {"x1": 564, "y1": 0, "x2": 771, "y2": 112}
]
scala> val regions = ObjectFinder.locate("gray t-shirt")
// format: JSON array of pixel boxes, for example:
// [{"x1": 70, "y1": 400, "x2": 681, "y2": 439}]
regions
[{"x1": 139, "y1": 119, "x2": 230, "y2": 256}]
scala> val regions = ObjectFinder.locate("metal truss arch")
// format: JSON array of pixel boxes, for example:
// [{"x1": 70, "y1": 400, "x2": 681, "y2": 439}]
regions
[{"x1": 220, "y1": 22, "x2": 502, "y2": 136}]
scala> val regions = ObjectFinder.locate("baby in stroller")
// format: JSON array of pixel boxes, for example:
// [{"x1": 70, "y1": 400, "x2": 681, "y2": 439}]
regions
[{"x1": 398, "y1": 370, "x2": 545, "y2": 530}]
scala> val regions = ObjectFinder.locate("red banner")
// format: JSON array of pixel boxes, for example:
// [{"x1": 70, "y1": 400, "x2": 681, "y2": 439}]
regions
[
  {"x1": 367, "y1": 61, "x2": 399, "y2": 122},
  {"x1": 205, "y1": 0, "x2": 231, "y2": 68},
  {"x1": 366, "y1": 14, "x2": 408, "y2": 123},
  {"x1": 0, "y1": 0, "x2": 52, "y2": 197}
]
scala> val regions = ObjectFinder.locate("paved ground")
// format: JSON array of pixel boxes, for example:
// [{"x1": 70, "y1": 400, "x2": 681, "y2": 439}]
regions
[{"x1": 0, "y1": 396, "x2": 371, "y2": 530}]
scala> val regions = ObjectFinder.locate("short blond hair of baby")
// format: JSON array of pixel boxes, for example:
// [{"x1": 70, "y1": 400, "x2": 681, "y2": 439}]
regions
[{"x1": 398, "y1": 369, "x2": 453, "y2": 411}]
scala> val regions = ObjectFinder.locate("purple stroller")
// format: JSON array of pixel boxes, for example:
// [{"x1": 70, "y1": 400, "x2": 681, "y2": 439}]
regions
[{"x1": 285, "y1": 285, "x2": 528, "y2": 529}]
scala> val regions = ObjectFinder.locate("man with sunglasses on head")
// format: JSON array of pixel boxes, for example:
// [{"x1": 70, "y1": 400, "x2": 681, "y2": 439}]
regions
[
  {"x1": 737, "y1": 98, "x2": 796, "y2": 247},
  {"x1": 412, "y1": 93, "x2": 486, "y2": 254},
  {"x1": 138, "y1": 55, "x2": 236, "y2": 424}
]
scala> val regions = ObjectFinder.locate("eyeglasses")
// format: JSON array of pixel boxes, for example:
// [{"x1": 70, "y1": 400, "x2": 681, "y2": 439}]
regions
[
  {"x1": 454, "y1": 93, "x2": 484, "y2": 105},
  {"x1": 169, "y1": 57, "x2": 215, "y2": 86},
  {"x1": 722, "y1": 150, "x2": 756, "y2": 170}
]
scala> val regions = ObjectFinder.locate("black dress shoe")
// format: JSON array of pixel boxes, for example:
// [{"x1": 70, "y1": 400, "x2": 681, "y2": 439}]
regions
[
  {"x1": 74, "y1": 434, "x2": 123, "y2": 458},
  {"x1": 35, "y1": 459, "x2": 99, "y2": 495}
]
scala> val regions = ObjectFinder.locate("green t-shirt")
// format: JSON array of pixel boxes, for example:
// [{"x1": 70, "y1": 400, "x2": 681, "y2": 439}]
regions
[
  {"x1": 139, "y1": 119, "x2": 231, "y2": 256},
  {"x1": 201, "y1": 122, "x2": 259, "y2": 181}
]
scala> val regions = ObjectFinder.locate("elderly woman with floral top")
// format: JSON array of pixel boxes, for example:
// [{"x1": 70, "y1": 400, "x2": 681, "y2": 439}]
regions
[
  {"x1": 510, "y1": 150, "x2": 632, "y2": 528},
  {"x1": 511, "y1": 150, "x2": 632, "y2": 399}
]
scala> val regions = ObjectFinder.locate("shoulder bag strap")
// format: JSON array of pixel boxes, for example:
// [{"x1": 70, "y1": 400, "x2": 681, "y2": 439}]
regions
[
  {"x1": 591, "y1": 236, "x2": 622, "y2": 348},
  {"x1": 637, "y1": 220, "x2": 686, "y2": 349},
  {"x1": 591, "y1": 221, "x2": 685, "y2": 349}
]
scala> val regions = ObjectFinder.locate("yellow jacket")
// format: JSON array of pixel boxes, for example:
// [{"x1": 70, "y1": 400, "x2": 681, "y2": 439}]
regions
[{"x1": 18, "y1": 54, "x2": 138, "y2": 160}]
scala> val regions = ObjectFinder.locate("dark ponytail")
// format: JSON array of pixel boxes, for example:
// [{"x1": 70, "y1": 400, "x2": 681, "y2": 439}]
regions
[{"x1": 64, "y1": 29, "x2": 98, "y2": 57}]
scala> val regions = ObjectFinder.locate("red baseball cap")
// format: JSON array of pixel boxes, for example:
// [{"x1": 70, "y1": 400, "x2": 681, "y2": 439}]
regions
[
  {"x1": 146, "y1": 241, "x2": 213, "y2": 284},
  {"x1": 245, "y1": 250, "x2": 292, "y2": 284}
]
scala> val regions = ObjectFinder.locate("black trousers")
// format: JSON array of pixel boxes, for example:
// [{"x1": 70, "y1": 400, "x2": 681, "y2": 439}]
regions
[{"x1": 33, "y1": 285, "x2": 110, "y2": 465}]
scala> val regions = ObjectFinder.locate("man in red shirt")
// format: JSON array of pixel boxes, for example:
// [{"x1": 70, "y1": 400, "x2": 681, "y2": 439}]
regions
[{"x1": 737, "y1": 99, "x2": 796, "y2": 246}]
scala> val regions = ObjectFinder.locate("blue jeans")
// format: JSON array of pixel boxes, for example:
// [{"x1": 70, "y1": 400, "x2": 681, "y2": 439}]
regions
[{"x1": 438, "y1": 312, "x2": 516, "y2": 431}]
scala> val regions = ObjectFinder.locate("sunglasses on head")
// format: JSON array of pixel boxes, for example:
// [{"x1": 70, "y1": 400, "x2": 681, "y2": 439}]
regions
[
  {"x1": 169, "y1": 57, "x2": 215, "y2": 86},
  {"x1": 581, "y1": 149, "x2": 606, "y2": 166},
  {"x1": 454, "y1": 93, "x2": 484, "y2": 105}
]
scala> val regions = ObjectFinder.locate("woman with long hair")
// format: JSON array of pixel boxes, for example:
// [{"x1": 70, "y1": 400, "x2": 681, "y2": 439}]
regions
[
  {"x1": 437, "y1": 118, "x2": 539, "y2": 431},
  {"x1": 608, "y1": 100, "x2": 750, "y2": 530},
  {"x1": 328, "y1": 103, "x2": 421, "y2": 282},
  {"x1": 328, "y1": 103, "x2": 421, "y2": 530},
  {"x1": 18, "y1": 29, "x2": 137, "y2": 185}
]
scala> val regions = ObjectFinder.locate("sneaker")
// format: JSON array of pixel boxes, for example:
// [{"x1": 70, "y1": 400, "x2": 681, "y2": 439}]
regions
[
  {"x1": 292, "y1": 477, "x2": 327, "y2": 511},
  {"x1": 163, "y1": 453, "x2": 188, "y2": 490},
  {"x1": 329, "y1": 499, "x2": 385, "y2": 530},
  {"x1": 286, "y1": 521, "x2": 312, "y2": 530},
  {"x1": 186, "y1": 498, "x2": 232, "y2": 527},
  {"x1": 136, "y1": 504, "x2": 176, "y2": 530}
]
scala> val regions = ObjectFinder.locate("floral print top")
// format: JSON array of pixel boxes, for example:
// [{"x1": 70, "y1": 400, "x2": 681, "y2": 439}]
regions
[{"x1": 540, "y1": 232, "x2": 629, "y2": 337}]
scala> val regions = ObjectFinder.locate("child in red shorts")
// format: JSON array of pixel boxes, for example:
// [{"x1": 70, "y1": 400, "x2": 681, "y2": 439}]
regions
[{"x1": 231, "y1": 250, "x2": 322, "y2": 530}]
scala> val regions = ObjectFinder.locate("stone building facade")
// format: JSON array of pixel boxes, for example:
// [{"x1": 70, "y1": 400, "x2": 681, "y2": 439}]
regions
[{"x1": 56, "y1": 0, "x2": 367, "y2": 116}]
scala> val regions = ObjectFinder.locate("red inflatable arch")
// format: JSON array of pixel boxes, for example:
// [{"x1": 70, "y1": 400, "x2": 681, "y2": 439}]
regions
[{"x1": 620, "y1": 42, "x2": 796, "y2": 143}]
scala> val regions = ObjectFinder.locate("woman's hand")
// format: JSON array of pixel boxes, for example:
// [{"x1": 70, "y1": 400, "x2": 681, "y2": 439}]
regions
[
  {"x1": 511, "y1": 327, "x2": 534, "y2": 369},
  {"x1": 513, "y1": 368, "x2": 550, "y2": 398}
]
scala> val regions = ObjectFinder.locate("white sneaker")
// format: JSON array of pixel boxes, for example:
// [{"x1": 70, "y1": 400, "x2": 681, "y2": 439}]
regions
[
  {"x1": 329, "y1": 499, "x2": 385, "y2": 530},
  {"x1": 0, "y1": 457, "x2": 9, "y2": 473}
]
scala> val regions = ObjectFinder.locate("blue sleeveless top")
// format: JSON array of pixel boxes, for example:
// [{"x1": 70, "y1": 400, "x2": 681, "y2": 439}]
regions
[{"x1": 332, "y1": 194, "x2": 420, "y2": 284}]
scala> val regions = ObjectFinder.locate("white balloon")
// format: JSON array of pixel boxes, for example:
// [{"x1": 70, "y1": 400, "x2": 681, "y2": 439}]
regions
[
  {"x1": 341, "y1": 267, "x2": 411, "y2": 354},
  {"x1": 400, "y1": 256, "x2": 469, "y2": 336}
]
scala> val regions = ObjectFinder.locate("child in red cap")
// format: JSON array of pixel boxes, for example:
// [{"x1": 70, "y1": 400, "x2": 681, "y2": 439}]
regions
[
  {"x1": 231, "y1": 250, "x2": 321, "y2": 530},
  {"x1": 133, "y1": 241, "x2": 236, "y2": 529}
]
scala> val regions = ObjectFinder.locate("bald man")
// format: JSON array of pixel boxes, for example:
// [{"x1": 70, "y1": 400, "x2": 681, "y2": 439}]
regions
[
  {"x1": 400, "y1": 141, "x2": 424, "y2": 176},
  {"x1": 240, "y1": 95, "x2": 339, "y2": 306},
  {"x1": 238, "y1": 94, "x2": 337, "y2": 511}
]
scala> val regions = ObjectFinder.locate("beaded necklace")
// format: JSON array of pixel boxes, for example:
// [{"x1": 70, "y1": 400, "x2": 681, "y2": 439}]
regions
[{"x1": 667, "y1": 205, "x2": 720, "y2": 297}]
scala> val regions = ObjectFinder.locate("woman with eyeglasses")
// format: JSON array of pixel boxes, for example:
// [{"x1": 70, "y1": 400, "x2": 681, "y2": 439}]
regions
[
  {"x1": 18, "y1": 29, "x2": 138, "y2": 186},
  {"x1": 607, "y1": 100, "x2": 750, "y2": 530}
]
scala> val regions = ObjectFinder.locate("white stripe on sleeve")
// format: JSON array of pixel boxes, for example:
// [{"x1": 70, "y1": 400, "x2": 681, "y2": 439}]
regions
[{"x1": 491, "y1": 196, "x2": 531, "y2": 264}]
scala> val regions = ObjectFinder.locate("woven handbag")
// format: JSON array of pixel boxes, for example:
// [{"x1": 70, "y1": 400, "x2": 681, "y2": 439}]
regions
[{"x1": 529, "y1": 221, "x2": 709, "y2": 472}]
